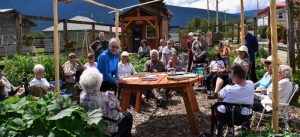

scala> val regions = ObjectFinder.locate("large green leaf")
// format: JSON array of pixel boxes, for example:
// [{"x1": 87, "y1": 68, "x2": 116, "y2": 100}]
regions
[
  {"x1": 48, "y1": 127, "x2": 76, "y2": 137},
  {"x1": 6, "y1": 118, "x2": 26, "y2": 131},
  {"x1": 54, "y1": 114, "x2": 83, "y2": 135},
  {"x1": 86, "y1": 109, "x2": 104, "y2": 126},
  {"x1": 2, "y1": 96, "x2": 20, "y2": 104},
  {"x1": 47, "y1": 106, "x2": 79, "y2": 121}
]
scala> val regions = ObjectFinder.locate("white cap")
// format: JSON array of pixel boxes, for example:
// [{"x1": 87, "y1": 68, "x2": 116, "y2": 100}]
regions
[
  {"x1": 236, "y1": 45, "x2": 249, "y2": 56},
  {"x1": 121, "y1": 51, "x2": 129, "y2": 56}
]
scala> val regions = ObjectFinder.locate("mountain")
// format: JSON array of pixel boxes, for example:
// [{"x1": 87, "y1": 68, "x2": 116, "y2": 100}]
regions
[
  {"x1": 0, "y1": 0, "x2": 244, "y2": 31},
  {"x1": 234, "y1": 9, "x2": 258, "y2": 17}
]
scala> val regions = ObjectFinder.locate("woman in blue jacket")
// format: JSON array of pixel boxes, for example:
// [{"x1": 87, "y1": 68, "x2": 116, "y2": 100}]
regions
[{"x1": 97, "y1": 38, "x2": 126, "y2": 91}]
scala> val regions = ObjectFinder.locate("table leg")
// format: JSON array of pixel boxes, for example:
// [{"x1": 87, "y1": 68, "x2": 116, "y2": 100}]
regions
[
  {"x1": 120, "y1": 88, "x2": 131, "y2": 112},
  {"x1": 182, "y1": 87, "x2": 200, "y2": 135},
  {"x1": 135, "y1": 90, "x2": 142, "y2": 113},
  {"x1": 187, "y1": 85, "x2": 200, "y2": 113}
]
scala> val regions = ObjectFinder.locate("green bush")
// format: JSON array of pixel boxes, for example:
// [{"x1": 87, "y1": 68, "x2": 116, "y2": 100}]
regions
[
  {"x1": 134, "y1": 57, "x2": 148, "y2": 73},
  {"x1": 1, "y1": 55, "x2": 91, "y2": 86},
  {"x1": 0, "y1": 92, "x2": 109, "y2": 137}
]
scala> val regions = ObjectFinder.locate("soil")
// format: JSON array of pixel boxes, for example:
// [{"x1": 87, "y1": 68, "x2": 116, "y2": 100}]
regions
[{"x1": 128, "y1": 86, "x2": 300, "y2": 137}]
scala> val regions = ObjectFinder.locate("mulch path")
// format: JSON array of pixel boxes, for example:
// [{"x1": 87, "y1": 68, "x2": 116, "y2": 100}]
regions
[{"x1": 127, "y1": 87, "x2": 300, "y2": 137}]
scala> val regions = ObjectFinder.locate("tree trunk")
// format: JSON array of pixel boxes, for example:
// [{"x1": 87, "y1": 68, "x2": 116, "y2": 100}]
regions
[{"x1": 286, "y1": 0, "x2": 295, "y2": 71}]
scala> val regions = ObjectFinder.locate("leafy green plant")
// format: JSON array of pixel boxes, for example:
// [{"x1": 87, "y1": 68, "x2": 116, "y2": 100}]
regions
[
  {"x1": 0, "y1": 92, "x2": 109, "y2": 137},
  {"x1": 134, "y1": 57, "x2": 148, "y2": 73}
]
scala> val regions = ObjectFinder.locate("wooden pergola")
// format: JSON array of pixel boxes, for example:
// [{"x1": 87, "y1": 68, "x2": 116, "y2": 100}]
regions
[{"x1": 52, "y1": 0, "x2": 281, "y2": 133}]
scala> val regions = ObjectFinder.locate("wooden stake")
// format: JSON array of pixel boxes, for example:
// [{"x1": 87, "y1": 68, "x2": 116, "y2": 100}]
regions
[
  {"x1": 83, "y1": 0, "x2": 116, "y2": 11},
  {"x1": 240, "y1": 0, "x2": 245, "y2": 45},
  {"x1": 115, "y1": 9, "x2": 119, "y2": 39},
  {"x1": 53, "y1": 0, "x2": 60, "y2": 97},
  {"x1": 270, "y1": 0, "x2": 279, "y2": 133}
]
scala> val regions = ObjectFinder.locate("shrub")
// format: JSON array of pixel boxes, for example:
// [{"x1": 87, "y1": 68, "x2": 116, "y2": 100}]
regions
[{"x1": 0, "y1": 92, "x2": 109, "y2": 137}]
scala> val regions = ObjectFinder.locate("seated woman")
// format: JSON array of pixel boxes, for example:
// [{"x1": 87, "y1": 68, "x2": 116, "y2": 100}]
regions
[
  {"x1": 166, "y1": 51, "x2": 183, "y2": 71},
  {"x1": 118, "y1": 51, "x2": 136, "y2": 77},
  {"x1": 84, "y1": 53, "x2": 97, "y2": 68},
  {"x1": 205, "y1": 53, "x2": 225, "y2": 92},
  {"x1": 79, "y1": 68, "x2": 133, "y2": 137},
  {"x1": 212, "y1": 64, "x2": 254, "y2": 136},
  {"x1": 211, "y1": 46, "x2": 250, "y2": 98},
  {"x1": 0, "y1": 63, "x2": 25, "y2": 101},
  {"x1": 254, "y1": 56, "x2": 273, "y2": 100},
  {"x1": 253, "y1": 65, "x2": 293, "y2": 112},
  {"x1": 29, "y1": 64, "x2": 53, "y2": 96}
]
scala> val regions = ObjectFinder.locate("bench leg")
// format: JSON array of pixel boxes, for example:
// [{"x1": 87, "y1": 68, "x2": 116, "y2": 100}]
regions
[{"x1": 135, "y1": 90, "x2": 142, "y2": 113}]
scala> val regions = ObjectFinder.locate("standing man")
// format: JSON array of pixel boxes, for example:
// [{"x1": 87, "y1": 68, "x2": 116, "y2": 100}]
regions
[
  {"x1": 243, "y1": 25, "x2": 258, "y2": 82},
  {"x1": 187, "y1": 32, "x2": 195, "y2": 72},
  {"x1": 89, "y1": 32, "x2": 109, "y2": 61},
  {"x1": 161, "y1": 39, "x2": 176, "y2": 65},
  {"x1": 192, "y1": 31, "x2": 208, "y2": 64}
]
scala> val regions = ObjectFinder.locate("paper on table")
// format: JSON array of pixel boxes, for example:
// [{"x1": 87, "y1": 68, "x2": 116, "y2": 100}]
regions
[
  {"x1": 123, "y1": 77, "x2": 139, "y2": 80},
  {"x1": 158, "y1": 73, "x2": 167, "y2": 76}
]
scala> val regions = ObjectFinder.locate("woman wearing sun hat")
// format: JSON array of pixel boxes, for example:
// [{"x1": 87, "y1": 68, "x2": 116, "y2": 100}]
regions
[
  {"x1": 118, "y1": 51, "x2": 136, "y2": 78},
  {"x1": 208, "y1": 45, "x2": 251, "y2": 99}
]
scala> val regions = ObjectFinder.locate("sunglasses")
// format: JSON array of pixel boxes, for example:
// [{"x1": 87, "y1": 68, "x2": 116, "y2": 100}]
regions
[
  {"x1": 264, "y1": 62, "x2": 271, "y2": 65},
  {"x1": 111, "y1": 46, "x2": 119, "y2": 49},
  {"x1": 167, "y1": 43, "x2": 173, "y2": 44},
  {"x1": 69, "y1": 56, "x2": 76, "y2": 58}
]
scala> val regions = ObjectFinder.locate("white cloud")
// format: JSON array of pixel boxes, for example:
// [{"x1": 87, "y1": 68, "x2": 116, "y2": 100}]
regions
[{"x1": 165, "y1": 0, "x2": 286, "y2": 13}]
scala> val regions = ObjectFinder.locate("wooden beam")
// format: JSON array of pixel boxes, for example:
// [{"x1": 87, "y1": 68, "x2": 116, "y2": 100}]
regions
[
  {"x1": 53, "y1": 0, "x2": 60, "y2": 97},
  {"x1": 92, "y1": 23, "x2": 96, "y2": 41},
  {"x1": 115, "y1": 9, "x2": 120, "y2": 39},
  {"x1": 286, "y1": 0, "x2": 295, "y2": 71},
  {"x1": 270, "y1": 0, "x2": 279, "y2": 133},
  {"x1": 121, "y1": 22, "x2": 125, "y2": 51},
  {"x1": 63, "y1": 20, "x2": 68, "y2": 44},
  {"x1": 83, "y1": 0, "x2": 117, "y2": 11},
  {"x1": 16, "y1": 14, "x2": 23, "y2": 54},
  {"x1": 137, "y1": 8, "x2": 140, "y2": 17},
  {"x1": 154, "y1": 17, "x2": 159, "y2": 50},
  {"x1": 145, "y1": 20, "x2": 155, "y2": 29},
  {"x1": 124, "y1": 20, "x2": 133, "y2": 29},
  {"x1": 240, "y1": 0, "x2": 245, "y2": 45},
  {"x1": 24, "y1": 15, "x2": 114, "y2": 26},
  {"x1": 122, "y1": 16, "x2": 156, "y2": 22}
]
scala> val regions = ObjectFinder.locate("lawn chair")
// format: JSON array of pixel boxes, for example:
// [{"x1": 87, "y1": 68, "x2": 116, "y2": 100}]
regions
[
  {"x1": 191, "y1": 63, "x2": 208, "y2": 91},
  {"x1": 211, "y1": 102, "x2": 253, "y2": 137},
  {"x1": 250, "y1": 83, "x2": 299, "y2": 130}
]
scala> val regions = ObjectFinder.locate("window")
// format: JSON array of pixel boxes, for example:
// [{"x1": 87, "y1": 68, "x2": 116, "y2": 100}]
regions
[
  {"x1": 278, "y1": 13, "x2": 283, "y2": 19},
  {"x1": 146, "y1": 26, "x2": 156, "y2": 38}
]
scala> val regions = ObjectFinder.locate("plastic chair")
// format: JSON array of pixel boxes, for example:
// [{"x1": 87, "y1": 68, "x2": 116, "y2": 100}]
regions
[{"x1": 251, "y1": 83, "x2": 299, "y2": 130}]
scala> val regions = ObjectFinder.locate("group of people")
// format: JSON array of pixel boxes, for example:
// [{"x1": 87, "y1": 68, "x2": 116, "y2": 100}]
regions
[{"x1": 0, "y1": 27, "x2": 296, "y2": 137}]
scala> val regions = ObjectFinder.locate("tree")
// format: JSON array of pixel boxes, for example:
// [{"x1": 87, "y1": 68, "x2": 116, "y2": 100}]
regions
[{"x1": 257, "y1": 25, "x2": 268, "y2": 39}]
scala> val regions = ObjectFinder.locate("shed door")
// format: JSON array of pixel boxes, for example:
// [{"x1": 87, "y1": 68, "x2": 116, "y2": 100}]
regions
[{"x1": 132, "y1": 25, "x2": 142, "y2": 53}]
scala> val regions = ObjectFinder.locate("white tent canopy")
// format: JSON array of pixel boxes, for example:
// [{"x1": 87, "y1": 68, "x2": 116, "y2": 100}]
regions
[{"x1": 43, "y1": 15, "x2": 110, "y2": 32}]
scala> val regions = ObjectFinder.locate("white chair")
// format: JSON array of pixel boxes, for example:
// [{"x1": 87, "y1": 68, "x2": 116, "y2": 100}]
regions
[{"x1": 251, "y1": 83, "x2": 299, "y2": 130}]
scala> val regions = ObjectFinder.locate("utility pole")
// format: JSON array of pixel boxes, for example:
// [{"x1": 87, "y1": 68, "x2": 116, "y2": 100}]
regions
[
  {"x1": 224, "y1": 9, "x2": 228, "y2": 39},
  {"x1": 216, "y1": 0, "x2": 219, "y2": 33},
  {"x1": 286, "y1": 0, "x2": 295, "y2": 71},
  {"x1": 207, "y1": 0, "x2": 210, "y2": 31}
]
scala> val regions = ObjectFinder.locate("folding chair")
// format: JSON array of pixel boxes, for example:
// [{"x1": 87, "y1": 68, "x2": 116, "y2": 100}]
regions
[
  {"x1": 251, "y1": 83, "x2": 299, "y2": 130},
  {"x1": 211, "y1": 102, "x2": 253, "y2": 137}
]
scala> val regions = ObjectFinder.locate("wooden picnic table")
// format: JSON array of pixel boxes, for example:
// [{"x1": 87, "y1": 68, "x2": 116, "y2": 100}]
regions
[{"x1": 120, "y1": 72, "x2": 204, "y2": 135}]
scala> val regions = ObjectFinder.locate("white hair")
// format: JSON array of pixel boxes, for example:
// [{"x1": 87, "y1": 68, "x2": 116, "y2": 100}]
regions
[
  {"x1": 33, "y1": 64, "x2": 45, "y2": 74},
  {"x1": 150, "y1": 49, "x2": 159, "y2": 57},
  {"x1": 279, "y1": 65, "x2": 293, "y2": 79},
  {"x1": 109, "y1": 38, "x2": 120, "y2": 48},
  {"x1": 79, "y1": 68, "x2": 103, "y2": 93},
  {"x1": 99, "y1": 32, "x2": 105, "y2": 37}
]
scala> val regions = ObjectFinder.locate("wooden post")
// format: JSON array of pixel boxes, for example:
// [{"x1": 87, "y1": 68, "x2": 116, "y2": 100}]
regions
[
  {"x1": 270, "y1": 0, "x2": 279, "y2": 133},
  {"x1": 240, "y1": 0, "x2": 245, "y2": 45},
  {"x1": 268, "y1": 11, "x2": 272, "y2": 55},
  {"x1": 254, "y1": 17, "x2": 257, "y2": 37},
  {"x1": 237, "y1": 22, "x2": 240, "y2": 44},
  {"x1": 115, "y1": 9, "x2": 120, "y2": 39},
  {"x1": 16, "y1": 14, "x2": 23, "y2": 54},
  {"x1": 216, "y1": 0, "x2": 219, "y2": 33},
  {"x1": 92, "y1": 23, "x2": 96, "y2": 42},
  {"x1": 121, "y1": 22, "x2": 126, "y2": 51},
  {"x1": 63, "y1": 20, "x2": 68, "y2": 44},
  {"x1": 53, "y1": 0, "x2": 60, "y2": 97},
  {"x1": 286, "y1": 0, "x2": 295, "y2": 71}
]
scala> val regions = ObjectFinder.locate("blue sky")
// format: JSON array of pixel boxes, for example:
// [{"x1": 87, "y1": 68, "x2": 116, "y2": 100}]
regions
[{"x1": 165, "y1": 0, "x2": 285, "y2": 13}]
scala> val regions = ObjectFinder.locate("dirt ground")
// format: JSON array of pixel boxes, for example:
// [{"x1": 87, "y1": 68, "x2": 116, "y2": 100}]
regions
[{"x1": 128, "y1": 86, "x2": 300, "y2": 137}]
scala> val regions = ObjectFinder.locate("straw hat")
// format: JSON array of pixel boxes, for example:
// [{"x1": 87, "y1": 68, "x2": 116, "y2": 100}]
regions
[
  {"x1": 236, "y1": 46, "x2": 249, "y2": 56},
  {"x1": 121, "y1": 51, "x2": 129, "y2": 57}
]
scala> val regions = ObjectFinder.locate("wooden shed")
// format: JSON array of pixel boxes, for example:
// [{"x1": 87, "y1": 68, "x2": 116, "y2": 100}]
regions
[
  {"x1": 0, "y1": 9, "x2": 36, "y2": 56},
  {"x1": 119, "y1": 0, "x2": 173, "y2": 52}
]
